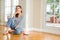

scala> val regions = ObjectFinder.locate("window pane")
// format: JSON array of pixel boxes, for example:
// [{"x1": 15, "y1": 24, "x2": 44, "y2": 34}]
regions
[
  {"x1": 11, "y1": 6, "x2": 15, "y2": 16},
  {"x1": 12, "y1": 0, "x2": 19, "y2": 6},
  {"x1": 5, "y1": 7, "x2": 11, "y2": 21},
  {"x1": 46, "y1": 3, "x2": 55, "y2": 23},
  {"x1": 5, "y1": 7, "x2": 11, "y2": 14},
  {"x1": 5, "y1": 0, "x2": 11, "y2": 7},
  {"x1": 55, "y1": 1, "x2": 60, "y2": 23},
  {"x1": 47, "y1": 0, "x2": 54, "y2": 3},
  {"x1": 46, "y1": 0, "x2": 60, "y2": 27},
  {"x1": 5, "y1": 0, "x2": 11, "y2": 22},
  {"x1": 56, "y1": 0, "x2": 59, "y2": 2},
  {"x1": 5, "y1": 0, "x2": 19, "y2": 22}
]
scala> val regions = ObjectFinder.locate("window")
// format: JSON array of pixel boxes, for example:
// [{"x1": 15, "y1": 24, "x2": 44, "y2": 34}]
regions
[
  {"x1": 5, "y1": 0, "x2": 19, "y2": 22},
  {"x1": 46, "y1": 0, "x2": 60, "y2": 27}
]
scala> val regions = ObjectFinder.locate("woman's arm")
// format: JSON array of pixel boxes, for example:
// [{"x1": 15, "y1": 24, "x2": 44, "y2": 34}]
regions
[{"x1": 15, "y1": 15, "x2": 24, "y2": 29}]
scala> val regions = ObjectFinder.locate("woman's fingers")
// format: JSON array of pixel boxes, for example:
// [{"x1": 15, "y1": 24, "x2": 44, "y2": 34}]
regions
[{"x1": 3, "y1": 31, "x2": 8, "y2": 35}]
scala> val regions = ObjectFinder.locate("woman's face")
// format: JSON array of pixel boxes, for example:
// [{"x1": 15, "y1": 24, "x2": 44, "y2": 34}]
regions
[{"x1": 16, "y1": 7, "x2": 22, "y2": 13}]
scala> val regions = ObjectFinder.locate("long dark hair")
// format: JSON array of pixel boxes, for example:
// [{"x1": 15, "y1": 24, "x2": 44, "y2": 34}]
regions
[{"x1": 15, "y1": 5, "x2": 22, "y2": 17}]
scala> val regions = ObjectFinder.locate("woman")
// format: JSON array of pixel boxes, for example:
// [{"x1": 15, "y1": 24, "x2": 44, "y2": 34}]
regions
[{"x1": 4, "y1": 5, "x2": 24, "y2": 34}]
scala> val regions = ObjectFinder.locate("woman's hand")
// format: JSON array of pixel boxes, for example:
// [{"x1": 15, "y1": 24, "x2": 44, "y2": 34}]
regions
[{"x1": 7, "y1": 16, "x2": 10, "y2": 19}]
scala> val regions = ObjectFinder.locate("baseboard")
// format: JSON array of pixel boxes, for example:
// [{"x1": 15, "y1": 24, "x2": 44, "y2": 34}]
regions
[
  {"x1": 29, "y1": 27, "x2": 60, "y2": 35},
  {"x1": 0, "y1": 23, "x2": 6, "y2": 25},
  {"x1": 29, "y1": 27, "x2": 43, "y2": 32}
]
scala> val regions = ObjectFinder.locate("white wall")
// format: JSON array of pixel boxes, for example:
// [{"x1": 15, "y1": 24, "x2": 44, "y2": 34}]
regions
[
  {"x1": 25, "y1": 0, "x2": 41, "y2": 29},
  {"x1": 32, "y1": 0, "x2": 40, "y2": 28}
]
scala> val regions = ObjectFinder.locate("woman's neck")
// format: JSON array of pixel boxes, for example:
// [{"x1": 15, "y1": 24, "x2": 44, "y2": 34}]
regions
[{"x1": 18, "y1": 13, "x2": 22, "y2": 17}]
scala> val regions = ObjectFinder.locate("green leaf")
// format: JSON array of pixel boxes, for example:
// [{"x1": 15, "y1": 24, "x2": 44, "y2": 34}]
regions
[{"x1": 47, "y1": 0, "x2": 54, "y2": 3}]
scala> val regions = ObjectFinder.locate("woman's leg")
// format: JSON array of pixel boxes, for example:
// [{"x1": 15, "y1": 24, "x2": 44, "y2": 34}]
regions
[
  {"x1": 13, "y1": 27, "x2": 22, "y2": 34},
  {"x1": 4, "y1": 18, "x2": 15, "y2": 35},
  {"x1": 7, "y1": 18, "x2": 15, "y2": 28}
]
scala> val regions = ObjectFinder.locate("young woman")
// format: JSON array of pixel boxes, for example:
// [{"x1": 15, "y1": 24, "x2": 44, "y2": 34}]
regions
[{"x1": 4, "y1": 5, "x2": 24, "y2": 34}]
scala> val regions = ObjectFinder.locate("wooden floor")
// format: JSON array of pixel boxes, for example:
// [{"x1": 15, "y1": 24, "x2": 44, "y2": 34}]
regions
[{"x1": 0, "y1": 25, "x2": 60, "y2": 40}]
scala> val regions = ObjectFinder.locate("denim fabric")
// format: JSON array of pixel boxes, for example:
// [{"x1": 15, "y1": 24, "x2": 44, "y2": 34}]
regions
[{"x1": 6, "y1": 15, "x2": 24, "y2": 34}]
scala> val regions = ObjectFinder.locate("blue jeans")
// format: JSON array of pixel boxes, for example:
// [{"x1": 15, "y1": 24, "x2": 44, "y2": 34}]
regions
[{"x1": 7, "y1": 18, "x2": 22, "y2": 34}]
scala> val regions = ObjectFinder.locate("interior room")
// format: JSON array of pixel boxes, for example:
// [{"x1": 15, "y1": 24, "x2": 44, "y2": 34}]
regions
[{"x1": 0, "y1": 0, "x2": 60, "y2": 40}]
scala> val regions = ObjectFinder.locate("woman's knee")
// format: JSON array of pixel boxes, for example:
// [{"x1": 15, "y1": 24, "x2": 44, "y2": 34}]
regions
[
  {"x1": 13, "y1": 30, "x2": 22, "y2": 34},
  {"x1": 8, "y1": 18, "x2": 13, "y2": 21},
  {"x1": 7, "y1": 18, "x2": 14, "y2": 27}
]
